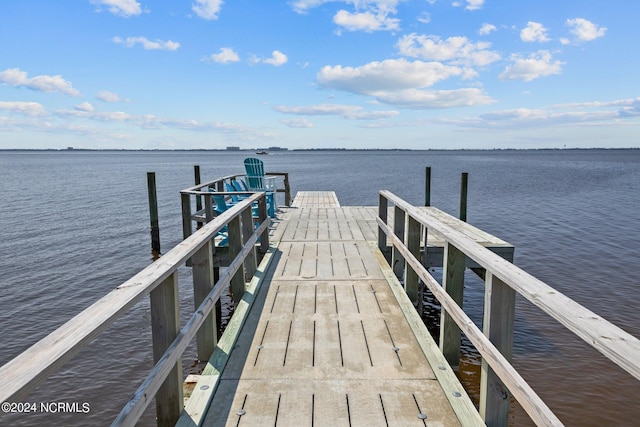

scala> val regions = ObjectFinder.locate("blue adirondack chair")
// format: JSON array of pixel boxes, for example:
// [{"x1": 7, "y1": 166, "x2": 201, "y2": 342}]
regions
[{"x1": 244, "y1": 157, "x2": 275, "y2": 217}]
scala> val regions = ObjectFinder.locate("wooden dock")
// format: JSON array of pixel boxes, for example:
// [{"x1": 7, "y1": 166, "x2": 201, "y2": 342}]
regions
[
  {"x1": 182, "y1": 191, "x2": 487, "y2": 426},
  {"x1": 4, "y1": 174, "x2": 640, "y2": 427}
]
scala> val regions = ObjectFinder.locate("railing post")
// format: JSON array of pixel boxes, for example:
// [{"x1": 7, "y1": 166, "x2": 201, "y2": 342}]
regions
[
  {"x1": 440, "y1": 242, "x2": 465, "y2": 367},
  {"x1": 405, "y1": 215, "x2": 421, "y2": 304},
  {"x1": 377, "y1": 193, "x2": 388, "y2": 253},
  {"x1": 147, "y1": 172, "x2": 161, "y2": 257},
  {"x1": 241, "y1": 205, "x2": 257, "y2": 280},
  {"x1": 181, "y1": 192, "x2": 192, "y2": 240},
  {"x1": 194, "y1": 165, "x2": 202, "y2": 210},
  {"x1": 425, "y1": 166, "x2": 431, "y2": 207},
  {"x1": 258, "y1": 195, "x2": 270, "y2": 253},
  {"x1": 150, "y1": 272, "x2": 183, "y2": 427},
  {"x1": 228, "y1": 215, "x2": 245, "y2": 304},
  {"x1": 283, "y1": 173, "x2": 291, "y2": 206},
  {"x1": 459, "y1": 172, "x2": 468, "y2": 222},
  {"x1": 480, "y1": 272, "x2": 515, "y2": 427},
  {"x1": 192, "y1": 241, "x2": 217, "y2": 361},
  {"x1": 392, "y1": 206, "x2": 406, "y2": 281}
]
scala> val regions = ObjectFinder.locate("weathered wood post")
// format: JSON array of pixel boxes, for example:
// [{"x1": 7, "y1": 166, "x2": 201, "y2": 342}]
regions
[
  {"x1": 150, "y1": 272, "x2": 183, "y2": 426},
  {"x1": 258, "y1": 195, "x2": 270, "y2": 254},
  {"x1": 283, "y1": 173, "x2": 291, "y2": 206},
  {"x1": 228, "y1": 214, "x2": 244, "y2": 304},
  {"x1": 192, "y1": 217, "x2": 217, "y2": 361},
  {"x1": 425, "y1": 166, "x2": 431, "y2": 207},
  {"x1": 181, "y1": 192, "x2": 192, "y2": 240},
  {"x1": 194, "y1": 166, "x2": 203, "y2": 229},
  {"x1": 181, "y1": 192, "x2": 193, "y2": 266},
  {"x1": 147, "y1": 172, "x2": 161, "y2": 257},
  {"x1": 405, "y1": 215, "x2": 421, "y2": 303},
  {"x1": 440, "y1": 242, "x2": 465, "y2": 367},
  {"x1": 377, "y1": 193, "x2": 388, "y2": 254},
  {"x1": 459, "y1": 172, "x2": 468, "y2": 222},
  {"x1": 480, "y1": 272, "x2": 515, "y2": 427},
  {"x1": 392, "y1": 205, "x2": 406, "y2": 281},
  {"x1": 241, "y1": 205, "x2": 257, "y2": 280}
]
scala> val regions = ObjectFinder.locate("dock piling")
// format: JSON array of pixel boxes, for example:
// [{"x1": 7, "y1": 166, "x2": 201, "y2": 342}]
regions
[
  {"x1": 147, "y1": 172, "x2": 161, "y2": 257},
  {"x1": 459, "y1": 172, "x2": 468, "y2": 222}
]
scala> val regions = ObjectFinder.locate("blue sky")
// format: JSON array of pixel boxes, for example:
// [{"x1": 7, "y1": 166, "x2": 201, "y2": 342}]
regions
[{"x1": 1, "y1": 0, "x2": 638, "y2": 149}]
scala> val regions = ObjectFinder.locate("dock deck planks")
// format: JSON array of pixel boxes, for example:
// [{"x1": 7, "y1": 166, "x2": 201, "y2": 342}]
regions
[{"x1": 197, "y1": 192, "x2": 488, "y2": 426}]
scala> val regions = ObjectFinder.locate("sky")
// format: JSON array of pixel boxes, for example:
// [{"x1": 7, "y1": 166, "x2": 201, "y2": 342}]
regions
[{"x1": 1, "y1": 0, "x2": 639, "y2": 150}]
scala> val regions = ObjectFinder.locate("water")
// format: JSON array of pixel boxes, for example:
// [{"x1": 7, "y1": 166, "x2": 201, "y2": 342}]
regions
[{"x1": 1, "y1": 149, "x2": 639, "y2": 426}]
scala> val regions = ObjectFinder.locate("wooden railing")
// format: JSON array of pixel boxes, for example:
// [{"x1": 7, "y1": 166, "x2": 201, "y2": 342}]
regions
[
  {"x1": 0, "y1": 192, "x2": 271, "y2": 427},
  {"x1": 182, "y1": 171, "x2": 291, "y2": 230},
  {"x1": 377, "y1": 190, "x2": 640, "y2": 427}
]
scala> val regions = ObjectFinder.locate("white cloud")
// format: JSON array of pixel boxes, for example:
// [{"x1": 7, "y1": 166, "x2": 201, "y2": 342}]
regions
[
  {"x1": 520, "y1": 21, "x2": 550, "y2": 42},
  {"x1": 0, "y1": 68, "x2": 80, "y2": 96},
  {"x1": 417, "y1": 12, "x2": 431, "y2": 24},
  {"x1": 291, "y1": 0, "x2": 401, "y2": 32},
  {"x1": 478, "y1": 23, "x2": 496, "y2": 35},
  {"x1": 397, "y1": 34, "x2": 500, "y2": 66},
  {"x1": 317, "y1": 59, "x2": 494, "y2": 108},
  {"x1": 465, "y1": 0, "x2": 484, "y2": 11},
  {"x1": 192, "y1": 0, "x2": 224, "y2": 20},
  {"x1": 75, "y1": 102, "x2": 94, "y2": 112},
  {"x1": 96, "y1": 90, "x2": 127, "y2": 102},
  {"x1": 208, "y1": 47, "x2": 240, "y2": 64},
  {"x1": 333, "y1": 10, "x2": 400, "y2": 32},
  {"x1": 280, "y1": 118, "x2": 314, "y2": 128},
  {"x1": 275, "y1": 103, "x2": 400, "y2": 120},
  {"x1": 0, "y1": 101, "x2": 48, "y2": 116},
  {"x1": 90, "y1": 0, "x2": 142, "y2": 17},
  {"x1": 113, "y1": 36, "x2": 180, "y2": 51},
  {"x1": 260, "y1": 51, "x2": 288, "y2": 66},
  {"x1": 453, "y1": 0, "x2": 483, "y2": 10},
  {"x1": 499, "y1": 51, "x2": 563, "y2": 82},
  {"x1": 566, "y1": 18, "x2": 606, "y2": 42},
  {"x1": 318, "y1": 59, "x2": 465, "y2": 93},
  {"x1": 374, "y1": 88, "x2": 494, "y2": 109}
]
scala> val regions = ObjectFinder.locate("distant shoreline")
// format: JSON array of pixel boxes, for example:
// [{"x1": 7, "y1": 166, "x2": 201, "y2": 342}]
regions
[{"x1": 1, "y1": 147, "x2": 638, "y2": 152}]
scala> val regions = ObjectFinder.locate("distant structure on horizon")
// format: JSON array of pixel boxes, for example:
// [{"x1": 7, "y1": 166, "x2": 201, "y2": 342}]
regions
[{"x1": 225, "y1": 146, "x2": 240, "y2": 151}]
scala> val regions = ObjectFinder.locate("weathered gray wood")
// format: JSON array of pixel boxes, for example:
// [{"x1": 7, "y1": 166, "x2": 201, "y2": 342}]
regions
[
  {"x1": 192, "y1": 242, "x2": 217, "y2": 361},
  {"x1": 115, "y1": 212, "x2": 270, "y2": 426},
  {"x1": 480, "y1": 272, "x2": 515, "y2": 427},
  {"x1": 0, "y1": 195, "x2": 262, "y2": 407},
  {"x1": 377, "y1": 193, "x2": 388, "y2": 252},
  {"x1": 376, "y1": 218, "x2": 562, "y2": 426},
  {"x1": 228, "y1": 215, "x2": 244, "y2": 304},
  {"x1": 459, "y1": 172, "x2": 468, "y2": 222},
  {"x1": 368, "y1": 241, "x2": 484, "y2": 426},
  {"x1": 147, "y1": 172, "x2": 161, "y2": 256},
  {"x1": 440, "y1": 242, "x2": 465, "y2": 368},
  {"x1": 391, "y1": 205, "x2": 405, "y2": 280},
  {"x1": 425, "y1": 166, "x2": 431, "y2": 207},
  {"x1": 150, "y1": 272, "x2": 183, "y2": 427},
  {"x1": 194, "y1": 165, "x2": 202, "y2": 214},
  {"x1": 241, "y1": 206, "x2": 257, "y2": 280},
  {"x1": 405, "y1": 215, "x2": 420, "y2": 303},
  {"x1": 181, "y1": 192, "x2": 193, "y2": 240},
  {"x1": 258, "y1": 196, "x2": 270, "y2": 253},
  {"x1": 381, "y1": 190, "x2": 640, "y2": 384}
]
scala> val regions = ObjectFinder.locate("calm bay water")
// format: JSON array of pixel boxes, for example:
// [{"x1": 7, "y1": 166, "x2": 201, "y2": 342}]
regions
[{"x1": 1, "y1": 149, "x2": 639, "y2": 426}]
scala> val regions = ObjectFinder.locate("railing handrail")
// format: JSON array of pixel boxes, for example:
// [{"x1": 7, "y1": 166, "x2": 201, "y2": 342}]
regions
[
  {"x1": 113, "y1": 207, "x2": 269, "y2": 425},
  {"x1": 380, "y1": 190, "x2": 640, "y2": 380},
  {"x1": 0, "y1": 193, "x2": 264, "y2": 407},
  {"x1": 181, "y1": 171, "x2": 291, "y2": 206},
  {"x1": 378, "y1": 190, "x2": 640, "y2": 426}
]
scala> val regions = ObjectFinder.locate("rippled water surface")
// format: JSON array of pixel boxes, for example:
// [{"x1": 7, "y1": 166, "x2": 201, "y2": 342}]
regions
[{"x1": 1, "y1": 149, "x2": 639, "y2": 426}]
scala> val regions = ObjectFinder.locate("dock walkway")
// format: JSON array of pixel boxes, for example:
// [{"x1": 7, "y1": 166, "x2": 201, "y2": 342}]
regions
[{"x1": 193, "y1": 191, "x2": 483, "y2": 426}]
